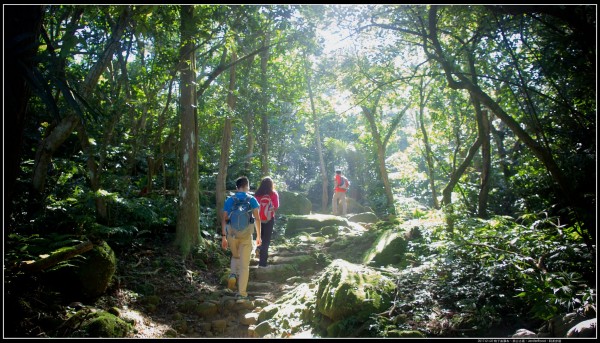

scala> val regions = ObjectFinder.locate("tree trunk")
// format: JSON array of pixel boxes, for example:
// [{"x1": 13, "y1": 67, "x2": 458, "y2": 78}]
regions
[
  {"x1": 175, "y1": 5, "x2": 200, "y2": 257},
  {"x1": 476, "y1": 107, "x2": 491, "y2": 218},
  {"x1": 216, "y1": 49, "x2": 237, "y2": 226},
  {"x1": 442, "y1": 137, "x2": 482, "y2": 206},
  {"x1": 361, "y1": 102, "x2": 395, "y2": 215},
  {"x1": 417, "y1": 79, "x2": 439, "y2": 209},
  {"x1": 304, "y1": 54, "x2": 329, "y2": 212},
  {"x1": 154, "y1": 74, "x2": 177, "y2": 190},
  {"x1": 418, "y1": 106, "x2": 439, "y2": 209},
  {"x1": 20, "y1": 241, "x2": 94, "y2": 273},
  {"x1": 259, "y1": 32, "x2": 271, "y2": 176},
  {"x1": 31, "y1": 6, "x2": 84, "y2": 193},
  {"x1": 467, "y1": 56, "x2": 491, "y2": 219}
]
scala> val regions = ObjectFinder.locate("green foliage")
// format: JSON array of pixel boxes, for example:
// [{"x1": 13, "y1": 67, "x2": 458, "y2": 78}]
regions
[
  {"x1": 368, "y1": 209, "x2": 595, "y2": 337},
  {"x1": 5, "y1": 233, "x2": 86, "y2": 267},
  {"x1": 105, "y1": 194, "x2": 177, "y2": 230},
  {"x1": 191, "y1": 239, "x2": 230, "y2": 272},
  {"x1": 418, "y1": 213, "x2": 593, "y2": 322}
]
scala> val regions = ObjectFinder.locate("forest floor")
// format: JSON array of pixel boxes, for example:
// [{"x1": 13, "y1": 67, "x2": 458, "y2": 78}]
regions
[
  {"x1": 108, "y1": 230, "x2": 296, "y2": 338},
  {"x1": 5, "y1": 217, "x2": 540, "y2": 339}
]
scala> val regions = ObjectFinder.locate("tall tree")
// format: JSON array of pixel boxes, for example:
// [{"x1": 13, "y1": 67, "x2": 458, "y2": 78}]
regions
[
  {"x1": 175, "y1": 5, "x2": 200, "y2": 257},
  {"x1": 259, "y1": 31, "x2": 271, "y2": 176},
  {"x1": 415, "y1": 76, "x2": 439, "y2": 209},
  {"x1": 358, "y1": 91, "x2": 406, "y2": 215},
  {"x1": 32, "y1": 5, "x2": 132, "y2": 224},
  {"x1": 303, "y1": 52, "x2": 329, "y2": 212},
  {"x1": 215, "y1": 47, "x2": 236, "y2": 225}
]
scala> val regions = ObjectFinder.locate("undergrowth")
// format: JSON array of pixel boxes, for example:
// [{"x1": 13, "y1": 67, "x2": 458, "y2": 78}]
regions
[{"x1": 370, "y1": 209, "x2": 596, "y2": 337}]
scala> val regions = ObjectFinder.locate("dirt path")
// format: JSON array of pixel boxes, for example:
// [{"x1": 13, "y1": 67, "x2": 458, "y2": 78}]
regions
[{"x1": 116, "y1": 232, "x2": 322, "y2": 338}]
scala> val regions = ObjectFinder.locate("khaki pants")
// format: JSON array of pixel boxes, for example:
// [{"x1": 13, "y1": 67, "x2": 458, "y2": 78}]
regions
[
  {"x1": 332, "y1": 191, "x2": 347, "y2": 216},
  {"x1": 226, "y1": 225, "x2": 253, "y2": 297}
]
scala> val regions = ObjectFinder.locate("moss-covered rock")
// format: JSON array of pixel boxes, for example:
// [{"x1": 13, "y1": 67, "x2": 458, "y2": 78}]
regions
[
  {"x1": 363, "y1": 230, "x2": 408, "y2": 267},
  {"x1": 315, "y1": 259, "x2": 395, "y2": 325},
  {"x1": 320, "y1": 225, "x2": 340, "y2": 237},
  {"x1": 78, "y1": 241, "x2": 117, "y2": 299},
  {"x1": 255, "y1": 282, "x2": 319, "y2": 337},
  {"x1": 278, "y1": 191, "x2": 312, "y2": 215},
  {"x1": 43, "y1": 241, "x2": 116, "y2": 301},
  {"x1": 327, "y1": 230, "x2": 380, "y2": 264},
  {"x1": 286, "y1": 214, "x2": 350, "y2": 237},
  {"x1": 68, "y1": 310, "x2": 132, "y2": 337}
]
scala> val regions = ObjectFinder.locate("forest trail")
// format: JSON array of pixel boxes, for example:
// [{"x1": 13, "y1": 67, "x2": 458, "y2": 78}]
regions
[{"x1": 121, "y1": 224, "x2": 334, "y2": 338}]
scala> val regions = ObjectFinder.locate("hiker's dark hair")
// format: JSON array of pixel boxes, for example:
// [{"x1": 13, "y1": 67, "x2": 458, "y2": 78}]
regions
[
  {"x1": 255, "y1": 177, "x2": 274, "y2": 197},
  {"x1": 235, "y1": 176, "x2": 249, "y2": 189}
]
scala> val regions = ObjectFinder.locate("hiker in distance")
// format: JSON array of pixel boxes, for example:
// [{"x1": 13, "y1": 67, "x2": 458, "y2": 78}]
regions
[
  {"x1": 254, "y1": 176, "x2": 280, "y2": 268},
  {"x1": 332, "y1": 169, "x2": 350, "y2": 216},
  {"x1": 221, "y1": 176, "x2": 262, "y2": 299}
]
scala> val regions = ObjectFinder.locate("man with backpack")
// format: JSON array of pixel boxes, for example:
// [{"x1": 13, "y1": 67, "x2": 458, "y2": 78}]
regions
[
  {"x1": 332, "y1": 169, "x2": 350, "y2": 216},
  {"x1": 254, "y1": 176, "x2": 279, "y2": 268},
  {"x1": 221, "y1": 176, "x2": 262, "y2": 299}
]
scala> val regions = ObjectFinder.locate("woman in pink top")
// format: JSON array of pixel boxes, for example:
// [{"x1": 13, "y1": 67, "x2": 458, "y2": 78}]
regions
[{"x1": 253, "y1": 177, "x2": 279, "y2": 267}]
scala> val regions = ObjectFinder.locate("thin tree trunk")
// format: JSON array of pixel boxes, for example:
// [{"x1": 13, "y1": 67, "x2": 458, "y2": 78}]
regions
[
  {"x1": 417, "y1": 78, "x2": 439, "y2": 209},
  {"x1": 32, "y1": 7, "x2": 85, "y2": 193},
  {"x1": 442, "y1": 137, "x2": 482, "y2": 206},
  {"x1": 476, "y1": 108, "x2": 491, "y2": 218},
  {"x1": 304, "y1": 54, "x2": 329, "y2": 213},
  {"x1": 216, "y1": 49, "x2": 237, "y2": 226},
  {"x1": 259, "y1": 32, "x2": 271, "y2": 176},
  {"x1": 418, "y1": 106, "x2": 439, "y2": 209},
  {"x1": 175, "y1": 5, "x2": 200, "y2": 257},
  {"x1": 361, "y1": 101, "x2": 395, "y2": 215},
  {"x1": 467, "y1": 56, "x2": 491, "y2": 219},
  {"x1": 154, "y1": 75, "x2": 177, "y2": 190}
]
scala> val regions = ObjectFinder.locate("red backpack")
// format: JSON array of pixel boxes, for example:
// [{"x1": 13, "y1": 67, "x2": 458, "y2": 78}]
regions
[{"x1": 258, "y1": 194, "x2": 275, "y2": 223}]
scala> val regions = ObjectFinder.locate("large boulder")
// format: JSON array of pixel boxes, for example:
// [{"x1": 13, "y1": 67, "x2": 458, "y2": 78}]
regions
[
  {"x1": 277, "y1": 191, "x2": 312, "y2": 215},
  {"x1": 78, "y1": 241, "x2": 117, "y2": 299},
  {"x1": 44, "y1": 241, "x2": 117, "y2": 301},
  {"x1": 315, "y1": 259, "x2": 396, "y2": 336}
]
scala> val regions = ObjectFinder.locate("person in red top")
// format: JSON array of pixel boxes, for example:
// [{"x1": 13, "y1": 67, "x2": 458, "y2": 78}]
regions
[
  {"x1": 332, "y1": 169, "x2": 348, "y2": 216},
  {"x1": 253, "y1": 176, "x2": 279, "y2": 268}
]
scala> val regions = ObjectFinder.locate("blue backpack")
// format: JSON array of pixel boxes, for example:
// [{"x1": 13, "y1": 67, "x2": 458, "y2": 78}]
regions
[{"x1": 227, "y1": 194, "x2": 254, "y2": 236}]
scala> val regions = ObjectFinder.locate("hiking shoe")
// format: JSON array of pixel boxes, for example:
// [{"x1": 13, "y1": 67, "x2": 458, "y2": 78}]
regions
[{"x1": 227, "y1": 274, "x2": 237, "y2": 291}]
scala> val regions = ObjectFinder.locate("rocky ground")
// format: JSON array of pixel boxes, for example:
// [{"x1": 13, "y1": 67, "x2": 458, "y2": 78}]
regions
[
  {"x1": 107, "y1": 229, "x2": 325, "y2": 338},
  {"x1": 7, "y1": 215, "x2": 592, "y2": 339},
  {"x1": 4, "y1": 215, "x2": 364, "y2": 339}
]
